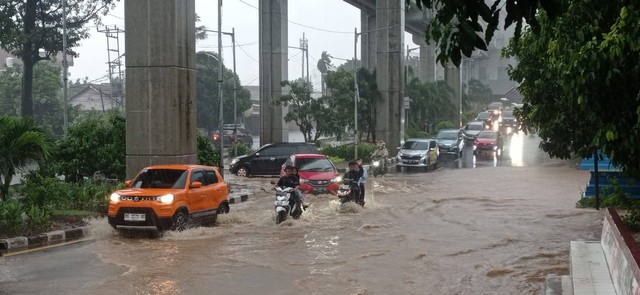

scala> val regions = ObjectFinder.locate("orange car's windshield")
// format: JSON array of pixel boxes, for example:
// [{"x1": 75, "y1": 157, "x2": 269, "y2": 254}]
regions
[{"x1": 132, "y1": 169, "x2": 188, "y2": 189}]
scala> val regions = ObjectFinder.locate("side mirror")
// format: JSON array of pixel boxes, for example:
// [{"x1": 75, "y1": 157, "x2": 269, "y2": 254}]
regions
[
  {"x1": 190, "y1": 181, "x2": 203, "y2": 189},
  {"x1": 255, "y1": 152, "x2": 260, "y2": 157},
  {"x1": 396, "y1": 146, "x2": 401, "y2": 150},
  {"x1": 124, "y1": 180, "x2": 132, "y2": 187}
]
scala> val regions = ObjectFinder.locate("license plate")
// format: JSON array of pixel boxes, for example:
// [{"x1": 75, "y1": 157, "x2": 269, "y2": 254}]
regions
[
  {"x1": 404, "y1": 160, "x2": 418, "y2": 164},
  {"x1": 314, "y1": 187, "x2": 327, "y2": 193},
  {"x1": 124, "y1": 213, "x2": 146, "y2": 221}
]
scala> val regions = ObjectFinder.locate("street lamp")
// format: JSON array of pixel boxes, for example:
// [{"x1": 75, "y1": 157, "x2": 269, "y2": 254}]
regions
[
  {"x1": 205, "y1": 28, "x2": 238, "y2": 158},
  {"x1": 217, "y1": 0, "x2": 224, "y2": 177}
]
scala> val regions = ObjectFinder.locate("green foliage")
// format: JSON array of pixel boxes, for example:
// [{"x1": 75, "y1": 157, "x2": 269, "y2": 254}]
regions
[
  {"x1": 405, "y1": 123, "x2": 431, "y2": 140},
  {"x1": 54, "y1": 111, "x2": 125, "y2": 182},
  {"x1": 275, "y1": 80, "x2": 322, "y2": 142},
  {"x1": 26, "y1": 204, "x2": 51, "y2": 233},
  {"x1": 197, "y1": 132, "x2": 220, "y2": 167},
  {"x1": 504, "y1": 2, "x2": 640, "y2": 177},
  {"x1": 0, "y1": 116, "x2": 50, "y2": 201},
  {"x1": 413, "y1": 0, "x2": 548, "y2": 66},
  {"x1": 327, "y1": 156, "x2": 345, "y2": 164},
  {"x1": 463, "y1": 79, "x2": 494, "y2": 111},
  {"x1": 229, "y1": 143, "x2": 253, "y2": 158},
  {"x1": 195, "y1": 51, "x2": 252, "y2": 133},
  {"x1": 436, "y1": 121, "x2": 456, "y2": 132},
  {"x1": 0, "y1": 200, "x2": 25, "y2": 235},
  {"x1": 0, "y1": 0, "x2": 116, "y2": 116},
  {"x1": 320, "y1": 143, "x2": 377, "y2": 163},
  {"x1": 18, "y1": 171, "x2": 114, "y2": 213},
  {"x1": 0, "y1": 63, "x2": 81, "y2": 138},
  {"x1": 405, "y1": 78, "x2": 456, "y2": 131},
  {"x1": 321, "y1": 68, "x2": 380, "y2": 142}
]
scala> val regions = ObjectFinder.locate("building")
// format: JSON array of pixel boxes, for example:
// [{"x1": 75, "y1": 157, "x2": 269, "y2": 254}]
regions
[
  {"x1": 68, "y1": 83, "x2": 122, "y2": 112},
  {"x1": 0, "y1": 50, "x2": 74, "y2": 71}
]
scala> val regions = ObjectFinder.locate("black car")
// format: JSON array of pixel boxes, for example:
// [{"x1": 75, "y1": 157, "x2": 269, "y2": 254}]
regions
[
  {"x1": 213, "y1": 126, "x2": 253, "y2": 148},
  {"x1": 475, "y1": 111, "x2": 498, "y2": 130},
  {"x1": 229, "y1": 142, "x2": 318, "y2": 177}
]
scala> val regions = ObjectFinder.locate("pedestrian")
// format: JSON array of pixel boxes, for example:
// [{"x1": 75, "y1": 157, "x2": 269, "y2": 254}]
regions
[{"x1": 356, "y1": 158, "x2": 367, "y2": 207}]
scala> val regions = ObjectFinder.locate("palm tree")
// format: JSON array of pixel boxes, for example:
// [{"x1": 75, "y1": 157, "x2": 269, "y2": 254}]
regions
[
  {"x1": 0, "y1": 116, "x2": 50, "y2": 201},
  {"x1": 317, "y1": 51, "x2": 333, "y2": 96}
]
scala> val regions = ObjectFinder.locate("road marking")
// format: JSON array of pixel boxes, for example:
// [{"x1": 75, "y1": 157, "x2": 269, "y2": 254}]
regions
[{"x1": 1, "y1": 238, "x2": 94, "y2": 257}]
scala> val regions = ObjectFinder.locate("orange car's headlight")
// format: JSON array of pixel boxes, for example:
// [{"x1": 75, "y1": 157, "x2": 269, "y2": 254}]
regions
[{"x1": 110, "y1": 193, "x2": 120, "y2": 203}]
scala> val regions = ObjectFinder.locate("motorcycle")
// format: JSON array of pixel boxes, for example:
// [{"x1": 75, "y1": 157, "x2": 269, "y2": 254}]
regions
[
  {"x1": 273, "y1": 186, "x2": 303, "y2": 224},
  {"x1": 371, "y1": 157, "x2": 388, "y2": 177},
  {"x1": 336, "y1": 178, "x2": 361, "y2": 205}
]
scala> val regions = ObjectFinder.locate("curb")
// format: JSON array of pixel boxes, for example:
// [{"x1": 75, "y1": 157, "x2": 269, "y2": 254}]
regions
[
  {"x1": 229, "y1": 193, "x2": 249, "y2": 204},
  {"x1": 0, "y1": 226, "x2": 90, "y2": 251}
]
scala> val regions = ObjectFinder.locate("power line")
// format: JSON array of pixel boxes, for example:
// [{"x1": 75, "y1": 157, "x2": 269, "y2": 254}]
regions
[
  {"x1": 237, "y1": 0, "x2": 352, "y2": 34},
  {"x1": 237, "y1": 42, "x2": 259, "y2": 63}
]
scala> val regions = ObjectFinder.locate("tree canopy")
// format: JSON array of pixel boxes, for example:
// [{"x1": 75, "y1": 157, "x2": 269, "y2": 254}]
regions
[
  {"x1": 503, "y1": 1, "x2": 640, "y2": 176},
  {"x1": 0, "y1": 0, "x2": 116, "y2": 117},
  {"x1": 195, "y1": 51, "x2": 252, "y2": 134}
]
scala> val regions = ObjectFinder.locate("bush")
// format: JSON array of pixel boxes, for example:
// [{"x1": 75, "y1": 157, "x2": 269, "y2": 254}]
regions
[
  {"x1": 405, "y1": 123, "x2": 432, "y2": 139},
  {"x1": 54, "y1": 111, "x2": 126, "y2": 182},
  {"x1": 197, "y1": 132, "x2": 221, "y2": 166},
  {"x1": 18, "y1": 171, "x2": 115, "y2": 214},
  {"x1": 328, "y1": 156, "x2": 345, "y2": 164},
  {"x1": 26, "y1": 204, "x2": 51, "y2": 234},
  {"x1": 0, "y1": 200, "x2": 25, "y2": 235},
  {"x1": 229, "y1": 143, "x2": 253, "y2": 158},
  {"x1": 321, "y1": 143, "x2": 377, "y2": 163},
  {"x1": 436, "y1": 121, "x2": 456, "y2": 132}
]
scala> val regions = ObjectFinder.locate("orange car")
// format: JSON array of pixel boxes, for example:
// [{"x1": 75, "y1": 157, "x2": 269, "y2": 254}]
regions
[{"x1": 108, "y1": 165, "x2": 229, "y2": 232}]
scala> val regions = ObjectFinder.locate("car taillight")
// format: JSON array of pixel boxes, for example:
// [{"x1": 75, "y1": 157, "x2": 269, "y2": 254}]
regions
[{"x1": 213, "y1": 133, "x2": 220, "y2": 140}]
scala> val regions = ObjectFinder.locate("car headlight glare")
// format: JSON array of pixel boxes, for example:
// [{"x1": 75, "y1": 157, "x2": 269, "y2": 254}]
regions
[
  {"x1": 300, "y1": 178, "x2": 309, "y2": 183},
  {"x1": 230, "y1": 158, "x2": 239, "y2": 165},
  {"x1": 158, "y1": 194, "x2": 174, "y2": 204},
  {"x1": 110, "y1": 193, "x2": 120, "y2": 203},
  {"x1": 333, "y1": 176, "x2": 343, "y2": 183}
]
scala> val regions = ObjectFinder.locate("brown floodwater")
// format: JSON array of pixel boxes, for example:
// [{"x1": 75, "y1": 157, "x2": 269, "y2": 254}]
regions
[{"x1": 1, "y1": 133, "x2": 604, "y2": 294}]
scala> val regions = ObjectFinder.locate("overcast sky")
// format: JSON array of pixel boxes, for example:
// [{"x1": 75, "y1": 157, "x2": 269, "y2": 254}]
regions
[{"x1": 71, "y1": 0, "x2": 417, "y2": 91}]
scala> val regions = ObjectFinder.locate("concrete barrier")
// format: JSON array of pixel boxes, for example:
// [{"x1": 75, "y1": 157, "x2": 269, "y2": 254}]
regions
[
  {"x1": 601, "y1": 208, "x2": 640, "y2": 295},
  {"x1": 0, "y1": 227, "x2": 89, "y2": 251}
]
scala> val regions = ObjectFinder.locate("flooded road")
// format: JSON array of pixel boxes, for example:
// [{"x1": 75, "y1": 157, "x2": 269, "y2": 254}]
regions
[{"x1": 0, "y1": 133, "x2": 604, "y2": 294}]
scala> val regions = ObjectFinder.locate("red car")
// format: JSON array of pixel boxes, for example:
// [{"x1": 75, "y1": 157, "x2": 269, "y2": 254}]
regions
[
  {"x1": 280, "y1": 154, "x2": 341, "y2": 195},
  {"x1": 474, "y1": 130, "x2": 504, "y2": 154}
]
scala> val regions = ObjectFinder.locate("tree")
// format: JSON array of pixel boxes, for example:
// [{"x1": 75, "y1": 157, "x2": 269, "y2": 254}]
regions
[
  {"x1": 464, "y1": 79, "x2": 493, "y2": 111},
  {"x1": 503, "y1": 2, "x2": 640, "y2": 176},
  {"x1": 0, "y1": 0, "x2": 116, "y2": 117},
  {"x1": 412, "y1": 0, "x2": 559, "y2": 66},
  {"x1": 317, "y1": 51, "x2": 333, "y2": 96},
  {"x1": 0, "y1": 63, "x2": 77, "y2": 138},
  {"x1": 0, "y1": 116, "x2": 50, "y2": 201},
  {"x1": 195, "y1": 51, "x2": 252, "y2": 134},
  {"x1": 405, "y1": 78, "x2": 456, "y2": 132},
  {"x1": 274, "y1": 80, "x2": 321, "y2": 142}
]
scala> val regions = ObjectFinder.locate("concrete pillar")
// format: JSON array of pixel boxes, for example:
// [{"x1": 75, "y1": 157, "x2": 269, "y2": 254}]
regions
[
  {"x1": 360, "y1": 11, "x2": 376, "y2": 70},
  {"x1": 124, "y1": 0, "x2": 197, "y2": 178},
  {"x1": 411, "y1": 34, "x2": 434, "y2": 82},
  {"x1": 259, "y1": 0, "x2": 289, "y2": 145},
  {"x1": 445, "y1": 64, "x2": 462, "y2": 127},
  {"x1": 375, "y1": 0, "x2": 404, "y2": 153}
]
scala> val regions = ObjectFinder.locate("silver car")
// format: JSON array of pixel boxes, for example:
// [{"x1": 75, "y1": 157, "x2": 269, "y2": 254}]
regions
[{"x1": 395, "y1": 138, "x2": 439, "y2": 172}]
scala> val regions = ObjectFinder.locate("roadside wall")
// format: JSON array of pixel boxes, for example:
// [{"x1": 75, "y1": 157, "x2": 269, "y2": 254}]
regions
[{"x1": 601, "y1": 208, "x2": 640, "y2": 295}]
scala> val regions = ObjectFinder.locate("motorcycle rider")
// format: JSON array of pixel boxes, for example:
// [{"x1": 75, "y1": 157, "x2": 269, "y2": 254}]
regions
[
  {"x1": 370, "y1": 141, "x2": 389, "y2": 171},
  {"x1": 342, "y1": 161, "x2": 362, "y2": 204},
  {"x1": 291, "y1": 166, "x2": 308, "y2": 208},
  {"x1": 356, "y1": 158, "x2": 367, "y2": 207},
  {"x1": 276, "y1": 165, "x2": 305, "y2": 208}
]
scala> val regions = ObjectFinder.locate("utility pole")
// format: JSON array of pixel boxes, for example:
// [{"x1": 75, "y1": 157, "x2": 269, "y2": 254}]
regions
[
  {"x1": 62, "y1": 0, "x2": 68, "y2": 135},
  {"x1": 232, "y1": 28, "x2": 237, "y2": 158},
  {"x1": 217, "y1": 0, "x2": 224, "y2": 177}
]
